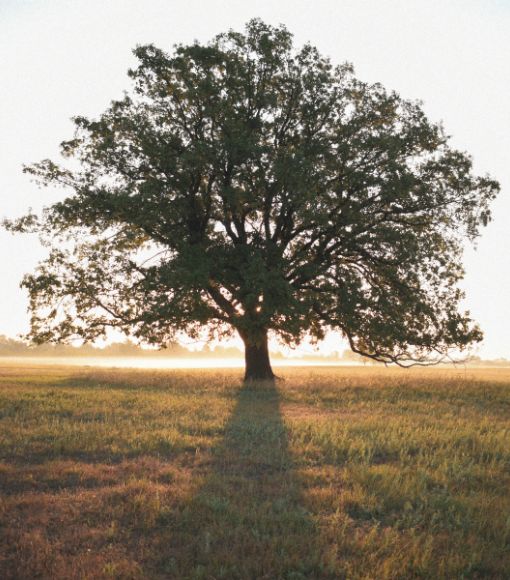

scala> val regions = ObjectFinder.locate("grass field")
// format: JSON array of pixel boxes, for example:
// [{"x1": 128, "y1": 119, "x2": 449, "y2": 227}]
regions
[{"x1": 0, "y1": 363, "x2": 509, "y2": 579}]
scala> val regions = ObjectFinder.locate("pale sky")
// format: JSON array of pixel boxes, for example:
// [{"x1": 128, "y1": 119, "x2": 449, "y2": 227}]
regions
[{"x1": 0, "y1": 0, "x2": 509, "y2": 358}]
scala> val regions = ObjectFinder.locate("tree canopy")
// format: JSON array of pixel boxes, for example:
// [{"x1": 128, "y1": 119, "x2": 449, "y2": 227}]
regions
[{"x1": 9, "y1": 19, "x2": 499, "y2": 380}]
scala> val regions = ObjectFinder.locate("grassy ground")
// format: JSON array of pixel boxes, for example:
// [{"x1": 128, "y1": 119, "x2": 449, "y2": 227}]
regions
[{"x1": 0, "y1": 364, "x2": 509, "y2": 579}]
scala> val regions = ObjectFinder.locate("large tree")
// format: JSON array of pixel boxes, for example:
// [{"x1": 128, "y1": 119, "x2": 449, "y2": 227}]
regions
[{"x1": 10, "y1": 19, "x2": 498, "y2": 381}]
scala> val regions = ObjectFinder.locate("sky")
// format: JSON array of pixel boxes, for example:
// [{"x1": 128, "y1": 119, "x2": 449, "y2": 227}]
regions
[{"x1": 0, "y1": 0, "x2": 509, "y2": 358}]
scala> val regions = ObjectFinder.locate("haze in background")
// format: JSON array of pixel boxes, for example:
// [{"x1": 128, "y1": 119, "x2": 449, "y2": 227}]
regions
[{"x1": 1, "y1": 0, "x2": 508, "y2": 358}]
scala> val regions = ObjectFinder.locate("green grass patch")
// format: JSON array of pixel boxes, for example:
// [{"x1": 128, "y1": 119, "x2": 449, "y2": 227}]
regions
[{"x1": 0, "y1": 364, "x2": 509, "y2": 578}]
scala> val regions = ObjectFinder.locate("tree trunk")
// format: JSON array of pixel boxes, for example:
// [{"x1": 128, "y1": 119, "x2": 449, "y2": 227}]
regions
[{"x1": 241, "y1": 330, "x2": 275, "y2": 382}]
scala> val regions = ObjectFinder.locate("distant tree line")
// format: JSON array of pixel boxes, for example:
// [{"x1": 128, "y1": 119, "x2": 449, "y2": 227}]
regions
[
  {"x1": 0, "y1": 334, "x2": 347, "y2": 361},
  {"x1": 0, "y1": 335, "x2": 237, "y2": 358},
  {"x1": 0, "y1": 335, "x2": 505, "y2": 365}
]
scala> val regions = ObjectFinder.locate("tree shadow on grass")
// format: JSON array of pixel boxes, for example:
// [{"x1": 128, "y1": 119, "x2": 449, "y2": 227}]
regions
[
  {"x1": 1, "y1": 371, "x2": 334, "y2": 578},
  {"x1": 158, "y1": 381, "x2": 327, "y2": 579}
]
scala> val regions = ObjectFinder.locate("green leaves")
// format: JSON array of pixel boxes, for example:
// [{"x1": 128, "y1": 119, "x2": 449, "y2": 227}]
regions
[{"x1": 15, "y1": 19, "x2": 499, "y2": 364}]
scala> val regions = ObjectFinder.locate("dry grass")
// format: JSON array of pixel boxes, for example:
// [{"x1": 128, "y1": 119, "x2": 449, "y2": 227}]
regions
[{"x1": 0, "y1": 363, "x2": 509, "y2": 578}]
